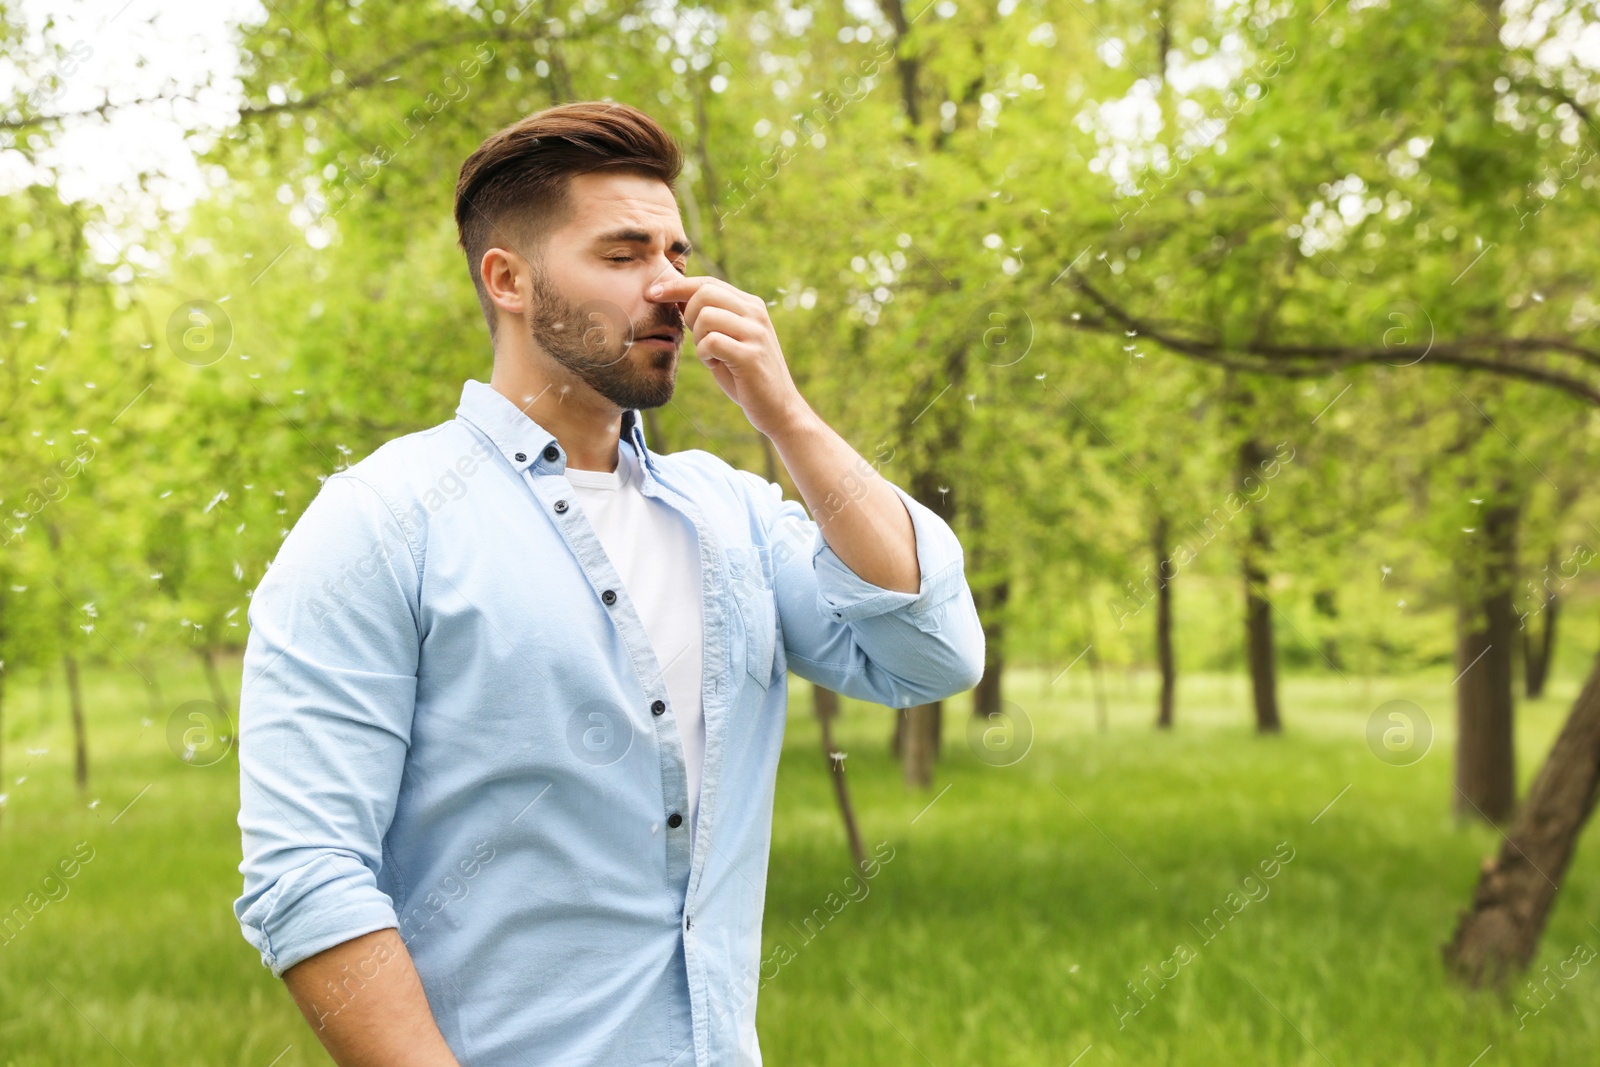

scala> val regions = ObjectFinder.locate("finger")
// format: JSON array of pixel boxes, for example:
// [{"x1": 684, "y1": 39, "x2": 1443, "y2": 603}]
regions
[
  {"x1": 679, "y1": 278, "x2": 754, "y2": 331},
  {"x1": 647, "y1": 273, "x2": 710, "y2": 305},
  {"x1": 691, "y1": 306, "x2": 761, "y2": 347},
  {"x1": 694, "y1": 331, "x2": 752, "y2": 365},
  {"x1": 659, "y1": 276, "x2": 762, "y2": 329},
  {"x1": 701, "y1": 348, "x2": 738, "y2": 397}
]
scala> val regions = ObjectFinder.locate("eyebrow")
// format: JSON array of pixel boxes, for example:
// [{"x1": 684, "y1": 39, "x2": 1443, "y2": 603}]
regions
[{"x1": 593, "y1": 228, "x2": 693, "y2": 257}]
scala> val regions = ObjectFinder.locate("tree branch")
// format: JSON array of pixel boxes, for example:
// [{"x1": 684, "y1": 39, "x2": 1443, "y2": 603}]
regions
[{"x1": 1065, "y1": 274, "x2": 1600, "y2": 406}]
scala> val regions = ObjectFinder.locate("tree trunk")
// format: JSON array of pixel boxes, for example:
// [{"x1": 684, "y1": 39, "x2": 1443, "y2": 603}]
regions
[
  {"x1": 972, "y1": 664, "x2": 1002, "y2": 718},
  {"x1": 62, "y1": 653, "x2": 88, "y2": 792},
  {"x1": 1443, "y1": 653, "x2": 1600, "y2": 988},
  {"x1": 1523, "y1": 582, "x2": 1558, "y2": 700},
  {"x1": 1313, "y1": 588, "x2": 1344, "y2": 672},
  {"x1": 882, "y1": 0, "x2": 959, "y2": 791},
  {"x1": 1153, "y1": 514, "x2": 1176, "y2": 730},
  {"x1": 44, "y1": 523, "x2": 90, "y2": 791},
  {"x1": 814, "y1": 684, "x2": 869, "y2": 873},
  {"x1": 1238, "y1": 440, "x2": 1281, "y2": 733},
  {"x1": 200, "y1": 644, "x2": 233, "y2": 717},
  {"x1": 1455, "y1": 503, "x2": 1519, "y2": 824},
  {"x1": 901, "y1": 702, "x2": 940, "y2": 789},
  {"x1": 897, "y1": 453, "x2": 956, "y2": 770},
  {"x1": 37, "y1": 666, "x2": 54, "y2": 726},
  {"x1": 898, "y1": 451, "x2": 954, "y2": 779},
  {"x1": 1244, "y1": 571, "x2": 1281, "y2": 734},
  {"x1": 879, "y1": 0, "x2": 924, "y2": 128},
  {"x1": 972, "y1": 579, "x2": 1008, "y2": 718}
]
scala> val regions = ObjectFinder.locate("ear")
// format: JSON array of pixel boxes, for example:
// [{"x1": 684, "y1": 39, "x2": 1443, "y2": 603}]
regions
[{"x1": 480, "y1": 246, "x2": 530, "y2": 320}]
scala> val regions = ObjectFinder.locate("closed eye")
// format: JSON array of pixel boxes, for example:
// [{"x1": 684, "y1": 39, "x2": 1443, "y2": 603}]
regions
[{"x1": 602, "y1": 253, "x2": 687, "y2": 272}]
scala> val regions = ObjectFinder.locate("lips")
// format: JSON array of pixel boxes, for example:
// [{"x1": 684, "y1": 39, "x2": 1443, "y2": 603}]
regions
[{"x1": 637, "y1": 326, "x2": 682, "y2": 345}]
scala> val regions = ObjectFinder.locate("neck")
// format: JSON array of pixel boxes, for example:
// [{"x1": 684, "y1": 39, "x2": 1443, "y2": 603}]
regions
[{"x1": 489, "y1": 339, "x2": 625, "y2": 473}]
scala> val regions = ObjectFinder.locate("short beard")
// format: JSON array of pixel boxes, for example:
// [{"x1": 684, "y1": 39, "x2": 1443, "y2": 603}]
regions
[{"x1": 527, "y1": 265, "x2": 683, "y2": 411}]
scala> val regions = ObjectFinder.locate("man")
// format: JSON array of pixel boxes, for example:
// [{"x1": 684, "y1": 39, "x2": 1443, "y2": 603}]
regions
[{"x1": 234, "y1": 101, "x2": 983, "y2": 1067}]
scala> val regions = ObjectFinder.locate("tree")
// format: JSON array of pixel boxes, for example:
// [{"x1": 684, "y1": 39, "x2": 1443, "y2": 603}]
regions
[
  {"x1": 1443, "y1": 661, "x2": 1600, "y2": 987},
  {"x1": 1023, "y1": 0, "x2": 1599, "y2": 981}
]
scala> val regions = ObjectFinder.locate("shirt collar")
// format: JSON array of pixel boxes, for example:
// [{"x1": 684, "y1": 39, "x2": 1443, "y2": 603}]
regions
[{"x1": 454, "y1": 378, "x2": 655, "y2": 477}]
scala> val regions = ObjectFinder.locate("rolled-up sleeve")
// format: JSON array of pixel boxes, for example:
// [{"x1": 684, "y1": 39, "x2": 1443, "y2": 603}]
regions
[
  {"x1": 234, "y1": 473, "x2": 420, "y2": 979},
  {"x1": 740, "y1": 471, "x2": 985, "y2": 707}
]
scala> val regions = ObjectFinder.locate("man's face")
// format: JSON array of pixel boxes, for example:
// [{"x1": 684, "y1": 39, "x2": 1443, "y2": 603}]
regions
[{"x1": 524, "y1": 170, "x2": 690, "y2": 410}]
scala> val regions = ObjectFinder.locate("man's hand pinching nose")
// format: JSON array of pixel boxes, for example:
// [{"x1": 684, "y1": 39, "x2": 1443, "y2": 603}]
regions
[{"x1": 646, "y1": 274, "x2": 813, "y2": 439}]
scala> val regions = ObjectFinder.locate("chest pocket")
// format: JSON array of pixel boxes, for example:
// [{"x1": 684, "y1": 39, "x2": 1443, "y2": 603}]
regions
[{"x1": 726, "y1": 547, "x2": 781, "y2": 690}]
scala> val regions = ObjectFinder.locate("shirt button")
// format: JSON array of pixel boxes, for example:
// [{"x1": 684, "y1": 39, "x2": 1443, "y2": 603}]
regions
[
  {"x1": 602, "y1": 589, "x2": 617, "y2": 605},
  {"x1": 667, "y1": 812, "x2": 683, "y2": 828},
  {"x1": 543, "y1": 444, "x2": 560, "y2": 462},
  {"x1": 514, "y1": 451, "x2": 526, "y2": 463},
  {"x1": 554, "y1": 499, "x2": 569, "y2": 514},
  {"x1": 651, "y1": 699, "x2": 666, "y2": 716}
]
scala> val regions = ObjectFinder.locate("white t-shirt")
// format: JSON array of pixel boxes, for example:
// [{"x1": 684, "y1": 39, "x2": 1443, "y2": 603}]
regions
[{"x1": 563, "y1": 442, "x2": 707, "y2": 843}]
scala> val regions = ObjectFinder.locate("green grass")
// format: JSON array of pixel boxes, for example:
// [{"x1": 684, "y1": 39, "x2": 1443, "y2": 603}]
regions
[{"x1": 1, "y1": 657, "x2": 1596, "y2": 1065}]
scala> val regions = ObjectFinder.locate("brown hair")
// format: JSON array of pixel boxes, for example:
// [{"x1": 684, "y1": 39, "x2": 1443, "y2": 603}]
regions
[{"x1": 454, "y1": 102, "x2": 683, "y2": 338}]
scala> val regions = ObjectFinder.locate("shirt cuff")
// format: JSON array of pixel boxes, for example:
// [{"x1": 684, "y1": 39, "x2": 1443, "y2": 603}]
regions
[
  {"x1": 236, "y1": 851, "x2": 400, "y2": 979},
  {"x1": 812, "y1": 483, "x2": 967, "y2": 624}
]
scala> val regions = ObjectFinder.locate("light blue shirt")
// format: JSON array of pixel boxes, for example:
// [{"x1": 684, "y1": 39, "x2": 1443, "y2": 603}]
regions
[{"x1": 234, "y1": 378, "x2": 984, "y2": 1066}]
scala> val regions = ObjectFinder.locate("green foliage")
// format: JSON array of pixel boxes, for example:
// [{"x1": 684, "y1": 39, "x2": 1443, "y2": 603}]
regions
[
  {"x1": 1, "y1": 0, "x2": 1598, "y2": 734},
  {"x1": 3, "y1": 4, "x2": 1600, "y2": 1056}
]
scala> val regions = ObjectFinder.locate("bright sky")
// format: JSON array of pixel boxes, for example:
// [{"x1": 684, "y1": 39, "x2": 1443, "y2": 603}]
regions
[{"x1": 0, "y1": 0, "x2": 261, "y2": 237}]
